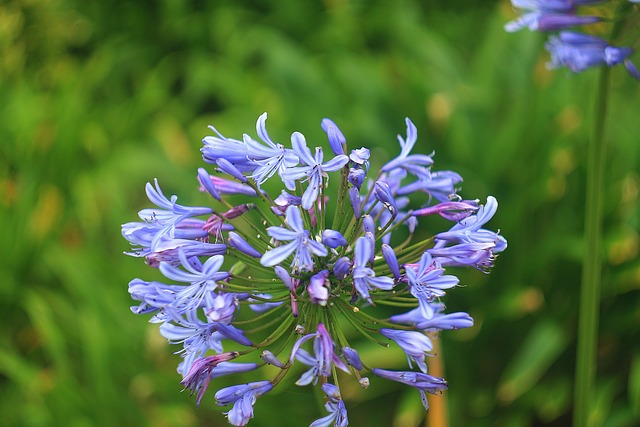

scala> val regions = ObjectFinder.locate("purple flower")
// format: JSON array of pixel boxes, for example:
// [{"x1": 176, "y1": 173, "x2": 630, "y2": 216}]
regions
[
  {"x1": 505, "y1": 0, "x2": 602, "y2": 33},
  {"x1": 310, "y1": 383, "x2": 349, "y2": 427},
  {"x1": 322, "y1": 118, "x2": 347, "y2": 156},
  {"x1": 349, "y1": 147, "x2": 370, "y2": 165},
  {"x1": 198, "y1": 172, "x2": 258, "y2": 197},
  {"x1": 204, "y1": 292, "x2": 239, "y2": 324},
  {"x1": 261, "y1": 205, "x2": 327, "y2": 271},
  {"x1": 124, "y1": 113, "x2": 507, "y2": 425},
  {"x1": 322, "y1": 229, "x2": 347, "y2": 248},
  {"x1": 137, "y1": 179, "x2": 213, "y2": 245},
  {"x1": 412, "y1": 199, "x2": 479, "y2": 222},
  {"x1": 281, "y1": 132, "x2": 349, "y2": 209},
  {"x1": 122, "y1": 219, "x2": 226, "y2": 266},
  {"x1": 248, "y1": 293, "x2": 283, "y2": 313},
  {"x1": 215, "y1": 381, "x2": 273, "y2": 426},
  {"x1": 128, "y1": 278, "x2": 184, "y2": 315},
  {"x1": 197, "y1": 167, "x2": 221, "y2": 200},
  {"x1": 382, "y1": 118, "x2": 433, "y2": 178},
  {"x1": 308, "y1": 270, "x2": 330, "y2": 306},
  {"x1": 348, "y1": 167, "x2": 365, "y2": 188},
  {"x1": 159, "y1": 310, "x2": 225, "y2": 374},
  {"x1": 417, "y1": 310, "x2": 474, "y2": 331},
  {"x1": 434, "y1": 197, "x2": 506, "y2": 246},
  {"x1": 372, "y1": 368, "x2": 448, "y2": 411},
  {"x1": 333, "y1": 257, "x2": 352, "y2": 280},
  {"x1": 381, "y1": 244, "x2": 400, "y2": 279},
  {"x1": 260, "y1": 350, "x2": 285, "y2": 368},
  {"x1": 390, "y1": 301, "x2": 474, "y2": 331},
  {"x1": 180, "y1": 352, "x2": 240, "y2": 406},
  {"x1": 349, "y1": 187, "x2": 362, "y2": 218},
  {"x1": 546, "y1": 31, "x2": 640, "y2": 78},
  {"x1": 374, "y1": 181, "x2": 398, "y2": 214},
  {"x1": 405, "y1": 252, "x2": 459, "y2": 319},
  {"x1": 380, "y1": 328, "x2": 432, "y2": 373},
  {"x1": 342, "y1": 347, "x2": 363, "y2": 371},
  {"x1": 159, "y1": 252, "x2": 229, "y2": 311},
  {"x1": 396, "y1": 170, "x2": 463, "y2": 203},
  {"x1": 202, "y1": 125, "x2": 252, "y2": 170},
  {"x1": 228, "y1": 231, "x2": 262, "y2": 258},
  {"x1": 353, "y1": 237, "x2": 394, "y2": 303},
  {"x1": 244, "y1": 113, "x2": 299, "y2": 187},
  {"x1": 431, "y1": 196, "x2": 507, "y2": 270},
  {"x1": 217, "y1": 158, "x2": 248, "y2": 183},
  {"x1": 290, "y1": 323, "x2": 349, "y2": 386}
]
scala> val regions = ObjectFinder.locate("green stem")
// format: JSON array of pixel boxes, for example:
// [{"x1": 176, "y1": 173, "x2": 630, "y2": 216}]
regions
[
  {"x1": 573, "y1": 64, "x2": 609, "y2": 427},
  {"x1": 573, "y1": 4, "x2": 631, "y2": 423}
]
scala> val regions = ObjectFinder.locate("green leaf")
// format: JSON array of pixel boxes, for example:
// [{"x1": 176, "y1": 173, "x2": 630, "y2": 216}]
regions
[{"x1": 497, "y1": 320, "x2": 567, "y2": 402}]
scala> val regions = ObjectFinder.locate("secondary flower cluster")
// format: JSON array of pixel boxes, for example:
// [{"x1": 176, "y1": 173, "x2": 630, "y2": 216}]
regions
[
  {"x1": 505, "y1": 0, "x2": 640, "y2": 78},
  {"x1": 122, "y1": 113, "x2": 506, "y2": 426}
]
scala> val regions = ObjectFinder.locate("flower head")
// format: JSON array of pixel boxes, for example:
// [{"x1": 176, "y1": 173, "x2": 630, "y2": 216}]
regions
[
  {"x1": 546, "y1": 31, "x2": 640, "y2": 78},
  {"x1": 123, "y1": 114, "x2": 505, "y2": 426}
]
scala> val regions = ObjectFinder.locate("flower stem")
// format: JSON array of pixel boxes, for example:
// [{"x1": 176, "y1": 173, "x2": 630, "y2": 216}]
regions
[
  {"x1": 573, "y1": 4, "x2": 631, "y2": 423},
  {"x1": 426, "y1": 334, "x2": 447, "y2": 427},
  {"x1": 573, "y1": 64, "x2": 609, "y2": 427}
]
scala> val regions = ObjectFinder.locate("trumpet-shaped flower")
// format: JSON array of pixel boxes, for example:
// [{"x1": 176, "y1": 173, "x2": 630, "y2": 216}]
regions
[
  {"x1": 281, "y1": 132, "x2": 349, "y2": 209},
  {"x1": 261, "y1": 205, "x2": 327, "y2": 271}
]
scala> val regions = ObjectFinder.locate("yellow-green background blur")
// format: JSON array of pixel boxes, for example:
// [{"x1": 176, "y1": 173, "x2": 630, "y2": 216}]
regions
[{"x1": 2, "y1": 0, "x2": 639, "y2": 426}]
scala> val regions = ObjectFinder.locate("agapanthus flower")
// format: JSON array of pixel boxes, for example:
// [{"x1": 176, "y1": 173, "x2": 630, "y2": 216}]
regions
[
  {"x1": 281, "y1": 132, "x2": 349, "y2": 209},
  {"x1": 310, "y1": 383, "x2": 349, "y2": 427},
  {"x1": 546, "y1": 31, "x2": 640, "y2": 78},
  {"x1": 505, "y1": 0, "x2": 602, "y2": 32},
  {"x1": 372, "y1": 368, "x2": 448, "y2": 411},
  {"x1": 261, "y1": 205, "x2": 328, "y2": 271},
  {"x1": 215, "y1": 381, "x2": 273, "y2": 426},
  {"x1": 505, "y1": 1, "x2": 640, "y2": 80},
  {"x1": 122, "y1": 113, "x2": 506, "y2": 425}
]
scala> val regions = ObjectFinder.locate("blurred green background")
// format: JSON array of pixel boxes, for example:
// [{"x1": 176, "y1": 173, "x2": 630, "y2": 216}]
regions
[{"x1": 2, "y1": 0, "x2": 639, "y2": 426}]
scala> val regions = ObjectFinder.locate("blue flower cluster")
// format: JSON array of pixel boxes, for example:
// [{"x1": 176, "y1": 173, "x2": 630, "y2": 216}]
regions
[
  {"x1": 505, "y1": 0, "x2": 640, "y2": 78},
  {"x1": 122, "y1": 114, "x2": 506, "y2": 426}
]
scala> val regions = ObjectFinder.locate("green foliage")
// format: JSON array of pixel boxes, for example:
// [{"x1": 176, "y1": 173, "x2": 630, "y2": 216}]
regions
[{"x1": 1, "y1": 0, "x2": 639, "y2": 426}]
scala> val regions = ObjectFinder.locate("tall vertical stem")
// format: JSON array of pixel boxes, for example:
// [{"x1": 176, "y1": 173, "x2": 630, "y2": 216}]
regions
[
  {"x1": 573, "y1": 5, "x2": 631, "y2": 424},
  {"x1": 573, "y1": 65, "x2": 609, "y2": 427},
  {"x1": 427, "y1": 334, "x2": 448, "y2": 427}
]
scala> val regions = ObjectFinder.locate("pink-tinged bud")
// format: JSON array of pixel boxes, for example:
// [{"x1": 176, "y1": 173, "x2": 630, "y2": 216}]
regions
[
  {"x1": 412, "y1": 200, "x2": 479, "y2": 221},
  {"x1": 180, "y1": 352, "x2": 240, "y2": 406},
  {"x1": 290, "y1": 292, "x2": 299, "y2": 317},
  {"x1": 223, "y1": 203, "x2": 253, "y2": 219}
]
